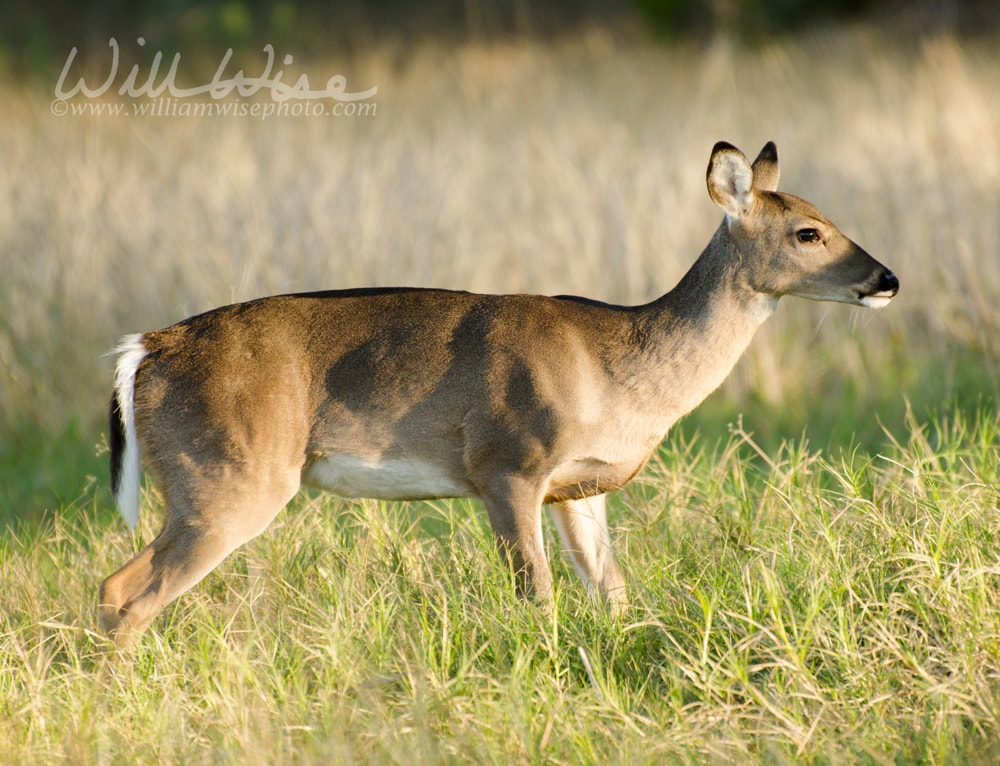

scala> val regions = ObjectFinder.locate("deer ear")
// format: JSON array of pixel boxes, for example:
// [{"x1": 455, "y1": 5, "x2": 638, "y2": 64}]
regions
[
  {"x1": 751, "y1": 141, "x2": 779, "y2": 192},
  {"x1": 707, "y1": 142, "x2": 755, "y2": 219}
]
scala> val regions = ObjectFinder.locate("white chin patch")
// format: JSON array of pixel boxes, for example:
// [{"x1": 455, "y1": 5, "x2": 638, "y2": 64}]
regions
[{"x1": 859, "y1": 292, "x2": 895, "y2": 309}]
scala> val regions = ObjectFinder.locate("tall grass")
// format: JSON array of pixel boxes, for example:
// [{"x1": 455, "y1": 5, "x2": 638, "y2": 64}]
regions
[
  {"x1": 1, "y1": 25, "x2": 999, "y2": 763},
  {"x1": 2, "y1": 29, "x2": 998, "y2": 464},
  {"x1": 2, "y1": 407, "x2": 998, "y2": 762}
]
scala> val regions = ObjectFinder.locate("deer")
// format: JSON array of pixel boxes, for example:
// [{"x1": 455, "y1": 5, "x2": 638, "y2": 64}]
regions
[{"x1": 98, "y1": 141, "x2": 898, "y2": 645}]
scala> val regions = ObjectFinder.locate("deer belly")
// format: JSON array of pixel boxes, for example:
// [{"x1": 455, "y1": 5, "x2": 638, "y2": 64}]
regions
[
  {"x1": 301, "y1": 453, "x2": 474, "y2": 501},
  {"x1": 543, "y1": 456, "x2": 647, "y2": 503}
]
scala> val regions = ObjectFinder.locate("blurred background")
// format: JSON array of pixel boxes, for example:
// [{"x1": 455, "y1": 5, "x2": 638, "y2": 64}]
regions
[
  {"x1": 1, "y1": 0, "x2": 998, "y2": 526},
  {"x1": 5, "y1": 1, "x2": 999, "y2": 76}
]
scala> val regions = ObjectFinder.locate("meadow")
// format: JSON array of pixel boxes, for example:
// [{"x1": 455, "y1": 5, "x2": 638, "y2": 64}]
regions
[{"x1": 1, "y1": 25, "x2": 999, "y2": 763}]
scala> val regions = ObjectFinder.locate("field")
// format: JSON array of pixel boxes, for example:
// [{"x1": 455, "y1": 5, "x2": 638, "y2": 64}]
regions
[{"x1": 1, "y1": 25, "x2": 999, "y2": 763}]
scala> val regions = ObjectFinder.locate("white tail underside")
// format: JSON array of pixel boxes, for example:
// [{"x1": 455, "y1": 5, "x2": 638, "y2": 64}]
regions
[{"x1": 112, "y1": 333, "x2": 148, "y2": 529}]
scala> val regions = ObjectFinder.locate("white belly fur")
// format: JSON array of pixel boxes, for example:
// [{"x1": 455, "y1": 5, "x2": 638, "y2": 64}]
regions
[{"x1": 302, "y1": 454, "x2": 474, "y2": 501}]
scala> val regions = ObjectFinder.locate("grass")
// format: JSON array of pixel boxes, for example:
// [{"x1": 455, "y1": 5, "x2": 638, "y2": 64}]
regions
[
  {"x1": 1, "y1": 22, "x2": 999, "y2": 764},
  {"x1": 2, "y1": 408, "x2": 1000, "y2": 762}
]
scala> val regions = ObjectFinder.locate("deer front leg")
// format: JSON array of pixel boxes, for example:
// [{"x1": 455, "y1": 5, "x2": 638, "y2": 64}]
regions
[
  {"x1": 477, "y1": 475, "x2": 553, "y2": 607},
  {"x1": 549, "y1": 494, "x2": 627, "y2": 613}
]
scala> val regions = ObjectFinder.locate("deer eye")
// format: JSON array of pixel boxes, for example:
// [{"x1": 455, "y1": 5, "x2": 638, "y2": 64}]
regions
[{"x1": 796, "y1": 228, "x2": 821, "y2": 244}]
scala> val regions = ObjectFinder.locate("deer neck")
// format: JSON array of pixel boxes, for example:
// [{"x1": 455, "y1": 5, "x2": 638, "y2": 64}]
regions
[{"x1": 629, "y1": 226, "x2": 776, "y2": 430}]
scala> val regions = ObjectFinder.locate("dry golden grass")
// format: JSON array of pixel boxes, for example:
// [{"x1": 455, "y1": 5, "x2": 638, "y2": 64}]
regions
[{"x1": 1, "y1": 27, "x2": 998, "y2": 463}]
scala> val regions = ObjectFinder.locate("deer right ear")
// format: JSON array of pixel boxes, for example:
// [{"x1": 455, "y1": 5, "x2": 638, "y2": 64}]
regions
[
  {"x1": 751, "y1": 141, "x2": 779, "y2": 193},
  {"x1": 707, "y1": 142, "x2": 755, "y2": 219}
]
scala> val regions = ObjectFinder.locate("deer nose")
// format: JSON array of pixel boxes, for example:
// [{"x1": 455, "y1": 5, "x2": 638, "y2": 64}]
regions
[{"x1": 880, "y1": 271, "x2": 900, "y2": 296}]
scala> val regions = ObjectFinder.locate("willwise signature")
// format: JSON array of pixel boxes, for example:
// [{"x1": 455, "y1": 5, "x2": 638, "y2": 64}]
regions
[{"x1": 54, "y1": 37, "x2": 377, "y2": 102}]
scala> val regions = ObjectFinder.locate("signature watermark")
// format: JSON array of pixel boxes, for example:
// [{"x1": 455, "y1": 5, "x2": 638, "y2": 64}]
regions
[{"x1": 51, "y1": 37, "x2": 378, "y2": 119}]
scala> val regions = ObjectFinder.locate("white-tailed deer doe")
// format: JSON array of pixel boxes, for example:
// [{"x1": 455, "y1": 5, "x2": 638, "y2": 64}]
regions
[{"x1": 100, "y1": 141, "x2": 898, "y2": 644}]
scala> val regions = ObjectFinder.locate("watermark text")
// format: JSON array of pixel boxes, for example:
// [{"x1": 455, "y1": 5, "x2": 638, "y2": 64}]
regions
[{"x1": 51, "y1": 37, "x2": 377, "y2": 119}]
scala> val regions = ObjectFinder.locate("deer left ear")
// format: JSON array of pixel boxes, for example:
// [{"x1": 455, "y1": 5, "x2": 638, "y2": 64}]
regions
[
  {"x1": 707, "y1": 142, "x2": 755, "y2": 219},
  {"x1": 751, "y1": 141, "x2": 779, "y2": 193}
]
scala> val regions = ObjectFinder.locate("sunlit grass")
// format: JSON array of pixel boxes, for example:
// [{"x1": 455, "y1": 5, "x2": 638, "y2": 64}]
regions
[
  {"x1": 2, "y1": 408, "x2": 999, "y2": 762},
  {"x1": 1, "y1": 25, "x2": 999, "y2": 764}
]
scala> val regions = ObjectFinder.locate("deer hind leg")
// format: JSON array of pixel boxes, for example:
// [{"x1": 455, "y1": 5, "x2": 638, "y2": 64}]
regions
[
  {"x1": 99, "y1": 469, "x2": 301, "y2": 646},
  {"x1": 549, "y1": 494, "x2": 627, "y2": 613},
  {"x1": 476, "y1": 475, "x2": 553, "y2": 607}
]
